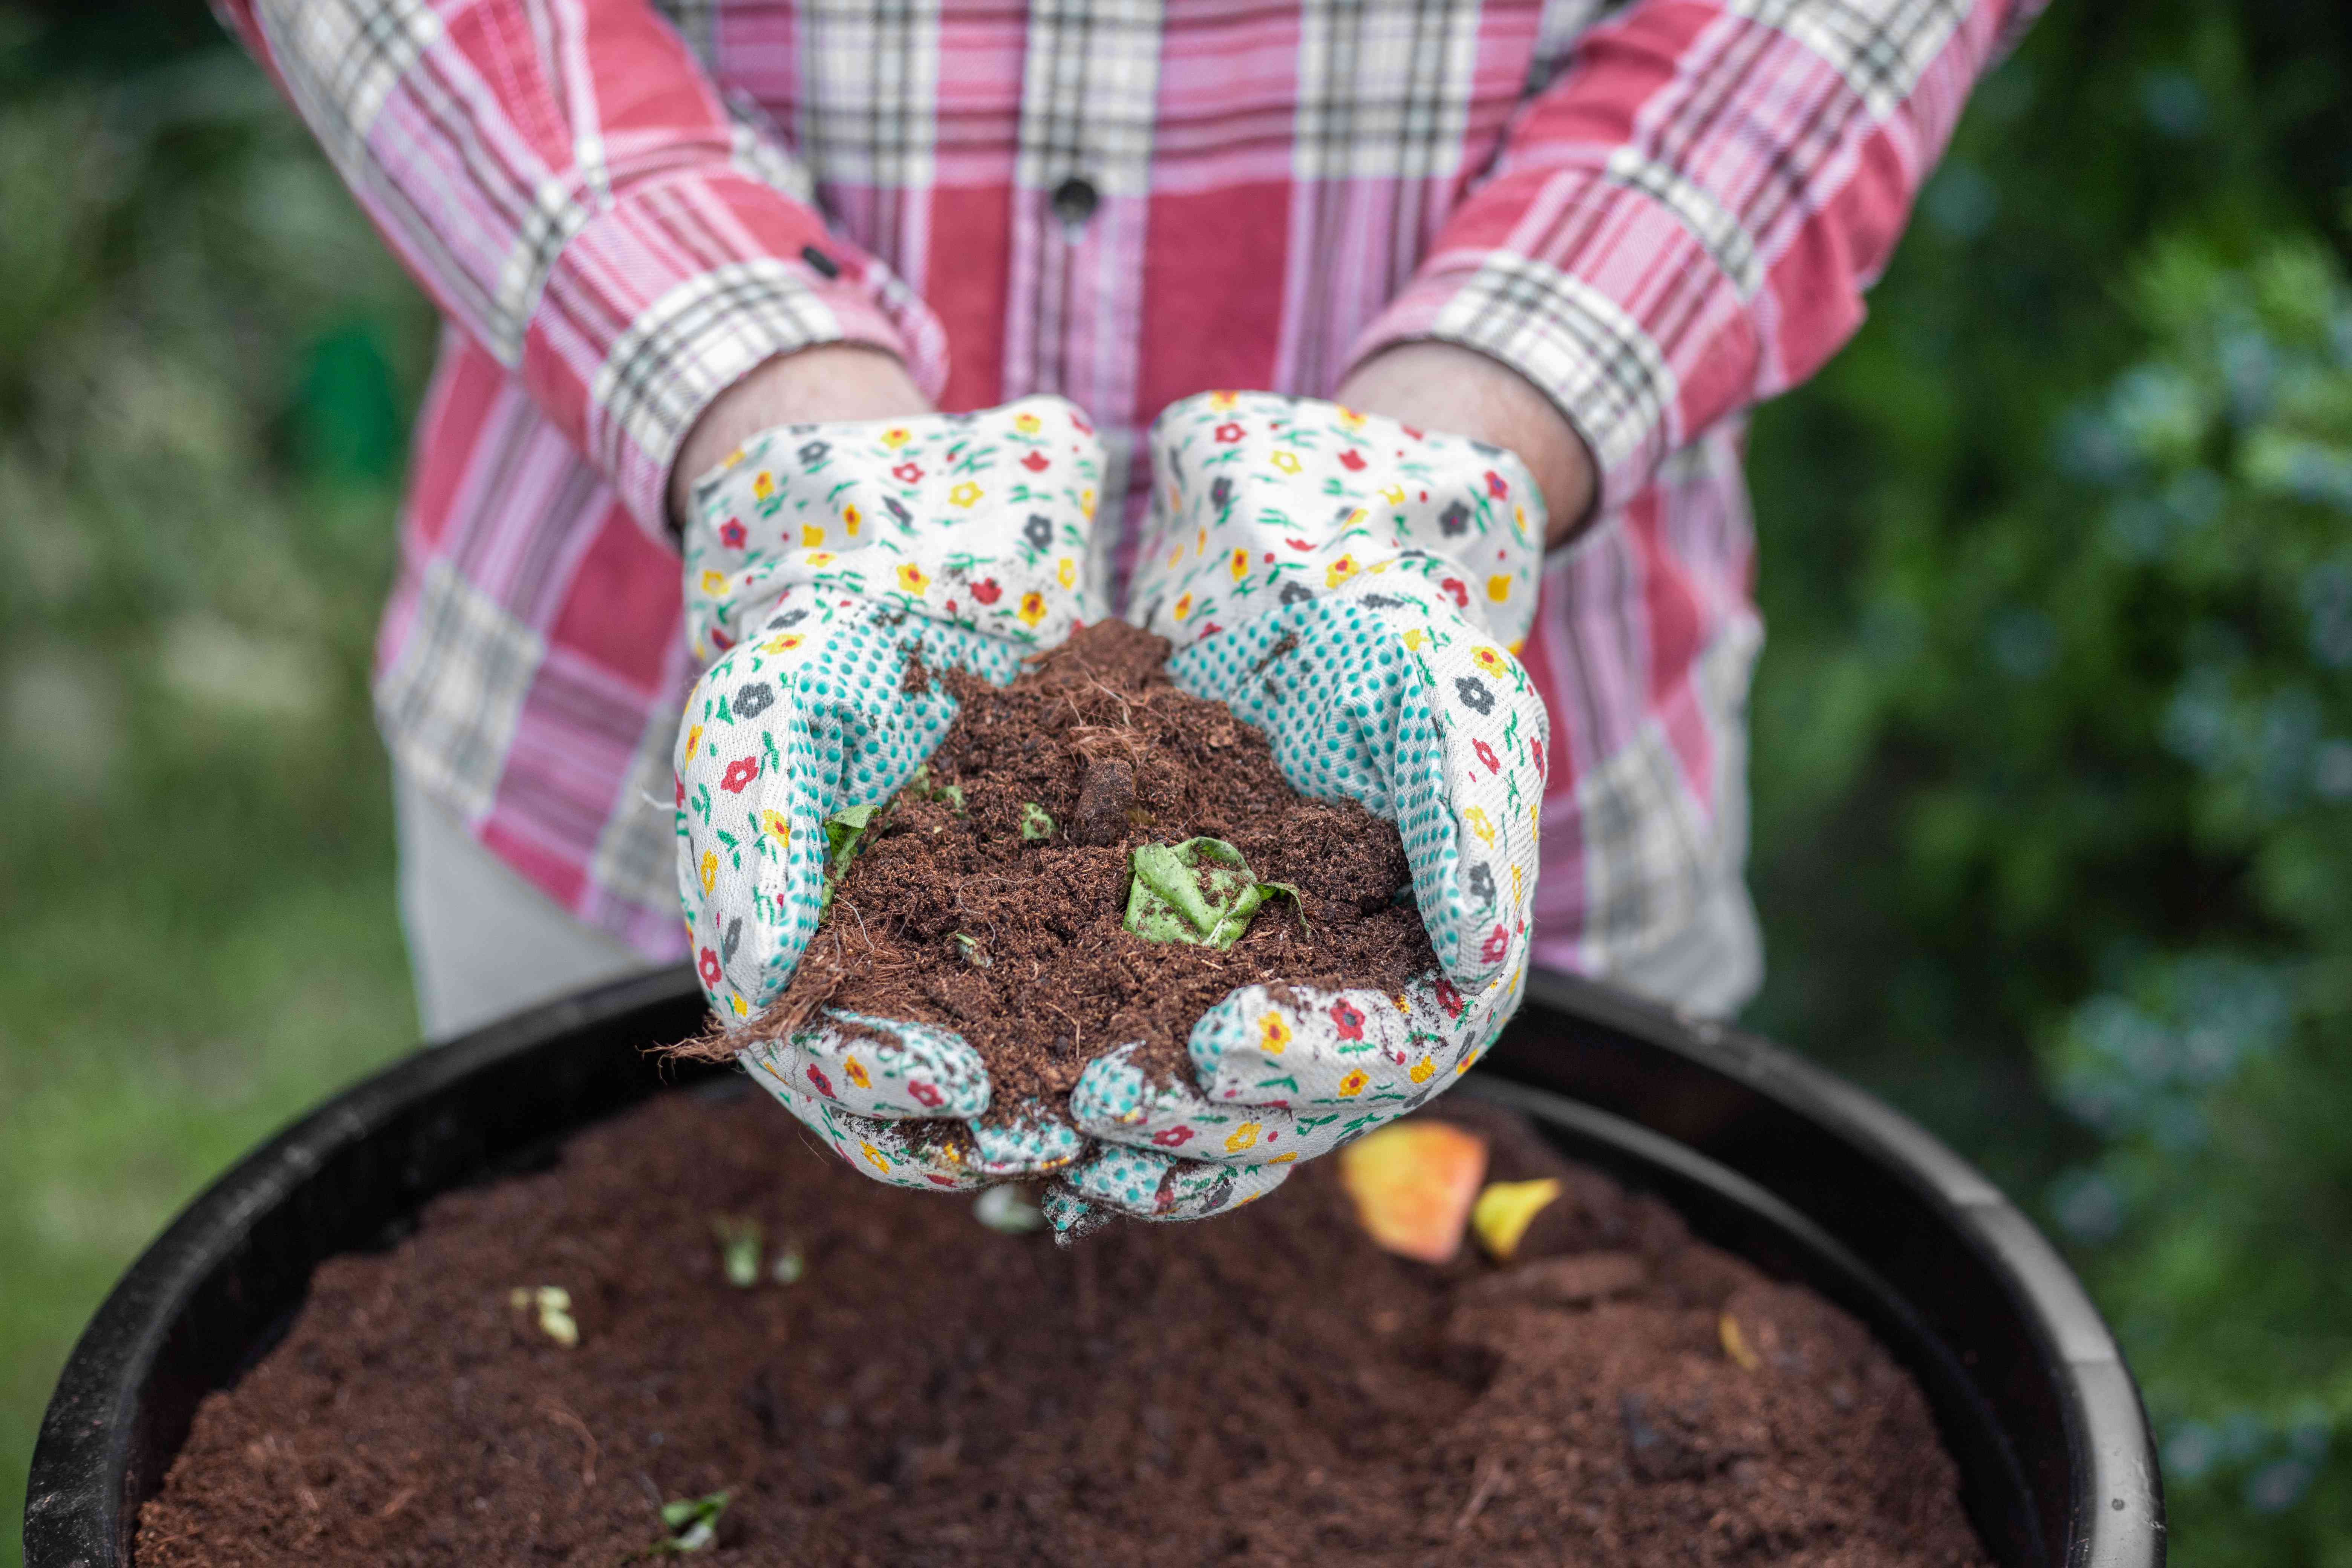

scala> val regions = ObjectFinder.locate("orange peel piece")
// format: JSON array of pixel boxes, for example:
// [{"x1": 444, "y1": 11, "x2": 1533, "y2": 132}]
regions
[
  {"x1": 1338, "y1": 1121, "x2": 1489, "y2": 1264},
  {"x1": 1470, "y1": 1177, "x2": 1563, "y2": 1262}
]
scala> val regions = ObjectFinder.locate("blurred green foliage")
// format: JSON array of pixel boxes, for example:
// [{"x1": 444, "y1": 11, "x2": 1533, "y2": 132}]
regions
[
  {"x1": 1743, "y1": 1, "x2": 2352, "y2": 1560},
  {"x1": 3, "y1": 0, "x2": 2350, "y2": 1564},
  {"x1": 0, "y1": 8, "x2": 432, "y2": 1556}
]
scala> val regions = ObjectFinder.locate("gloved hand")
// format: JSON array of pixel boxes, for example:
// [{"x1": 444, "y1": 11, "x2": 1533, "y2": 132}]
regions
[
  {"x1": 675, "y1": 396, "x2": 1104, "y2": 1189},
  {"x1": 1041, "y1": 390, "x2": 1550, "y2": 1233}
]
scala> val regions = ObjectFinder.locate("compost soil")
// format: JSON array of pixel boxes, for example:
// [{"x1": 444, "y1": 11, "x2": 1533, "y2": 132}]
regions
[
  {"x1": 137, "y1": 1088, "x2": 1989, "y2": 1568},
  {"x1": 720, "y1": 618, "x2": 1438, "y2": 1102}
]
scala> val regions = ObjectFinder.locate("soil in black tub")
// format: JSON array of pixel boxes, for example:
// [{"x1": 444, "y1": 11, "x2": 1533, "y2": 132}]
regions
[{"x1": 134, "y1": 1090, "x2": 1989, "y2": 1567}]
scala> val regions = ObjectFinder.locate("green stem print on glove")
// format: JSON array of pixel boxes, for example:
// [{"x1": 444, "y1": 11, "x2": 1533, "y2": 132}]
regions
[{"x1": 1122, "y1": 838, "x2": 1301, "y2": 949}]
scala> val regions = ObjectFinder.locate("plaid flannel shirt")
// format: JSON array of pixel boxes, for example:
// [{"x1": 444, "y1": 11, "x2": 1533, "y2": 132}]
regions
[{"x1": 216, "y1": 0, "x2": 2033, "y2": 1011}]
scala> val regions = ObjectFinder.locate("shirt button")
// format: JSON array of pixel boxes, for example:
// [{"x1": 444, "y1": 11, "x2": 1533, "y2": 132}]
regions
[{"x1": 1051, "y1": 175, "x2": 1100, "y2": 229}]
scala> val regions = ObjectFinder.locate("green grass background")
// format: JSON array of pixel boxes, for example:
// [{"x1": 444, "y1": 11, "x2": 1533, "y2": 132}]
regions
[{"x1": 6, "y1": 1, "x2": 2351, "y2": 1562}]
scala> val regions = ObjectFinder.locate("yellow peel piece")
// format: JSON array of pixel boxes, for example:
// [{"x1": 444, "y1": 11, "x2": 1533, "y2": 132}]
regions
[
  {"x1": 1471, "y1": 1177, "x2": 1563, "y2": 1262},
  {"x1": 1719, "y1": 1312, "x2": 1762, "y2": 1372},
  {"x1": 1338, "y1": 1122, "x2": 1489, "y2": 1264}
]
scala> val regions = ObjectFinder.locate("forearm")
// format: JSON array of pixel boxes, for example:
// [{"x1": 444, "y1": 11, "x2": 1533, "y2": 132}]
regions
[
  {"x1": 669, "y1": 347, "x2": 937, "y2": 529},
  {"x1": 1334, "y1": 343, "x2": 1597, "y2": 548}
]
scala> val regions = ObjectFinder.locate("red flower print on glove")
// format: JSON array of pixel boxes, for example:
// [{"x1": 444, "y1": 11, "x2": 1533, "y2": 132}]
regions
[
  {"x1": 698, "y1": 946, "x2": 722, "y2": 985},
  {"x1": 971, "y1": 578, "x2": 1002, "y2": 605},
  {"x1": 721, "y1": 756, "x2": 761, "y2": 793},
  {"x1": 892, "y1": 462, "x2": 924, "y2": 484},
  {"x1": 1485, "y1": 470, "x2": 1508, "y2": 498},
  {"x1": 1021, "y1": 451, "x2": 1050, "y2": 472},
  {"x1": 1481, "y1": 925, "x2": 1510, "y2": 963},
  {"x1": 806, "y1": 1064, "x2": 835, "y2": 1099},
  {"x1": 909, "y1": 1080, "x2": 943, "y2": 1109},
  {"x1": 1473, "y1": 738, "x2": 1501, "y2": 775},
  {"x1": 718, "y1": 518, "x2": 746, "y2": 549},
  {"x1": 1153, "y1": 1126, "x2": 1194, "y2": 1148},
  {"x1": 1329, "y1": 998, "x2": 1366, "y2": 1040},
  {"x1": 1214, "y1": 423, "x2": 1244, "y2": 444},
  {"x1": 1441, "y1": 578, "x2": 1469, "y2": 609},
  {"x1": 1338, "y1": 449, "x2": 1367, "y2": 472}
]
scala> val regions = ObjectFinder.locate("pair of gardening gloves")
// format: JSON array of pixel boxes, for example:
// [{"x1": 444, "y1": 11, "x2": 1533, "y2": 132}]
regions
[{"x1": 673, "y1": 387, "x2": 1548, "y2": 1235}]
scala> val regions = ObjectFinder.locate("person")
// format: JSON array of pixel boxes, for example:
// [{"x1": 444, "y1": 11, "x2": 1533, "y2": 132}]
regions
[{"x1": 214, "y1": 0, "x2": 2037, "y2": 1169}]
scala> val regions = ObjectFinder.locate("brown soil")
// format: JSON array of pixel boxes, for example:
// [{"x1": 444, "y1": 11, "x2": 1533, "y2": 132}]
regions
[
  {"x1": 722, "y1": 618, "x2": 1437, "y2": 1104},
  {"x1": 136, "y1": 1086, "x2": 1990, "y2": 1568}
]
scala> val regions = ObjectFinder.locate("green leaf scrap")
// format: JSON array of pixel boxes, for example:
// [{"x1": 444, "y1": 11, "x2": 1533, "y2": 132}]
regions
[
  {"x1": 710, "y1": 1215, "x2": 762, "y2": 1289},
  {"x1": 652, "y1": 1491, "x2": 731, "y2": 1554},
  {"x1": 818, "y1": 802, "x2": 878, "y2": 913},
  {"x1": 1122, "y1": 838, "x2": 1301, "y2": 949},
  {"x1": 905, "y1": 764, "x2": 966, "y2": 813},
  {"x1": 975, "y1": 1184, "x2": 1046, "y2": 1234},
  {"x1": 506, "y1": 1285, "x2": 579, "y2": 1347}
]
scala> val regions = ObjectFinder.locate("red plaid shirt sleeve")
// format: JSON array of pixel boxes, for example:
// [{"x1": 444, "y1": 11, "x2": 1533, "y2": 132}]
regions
[
  {"x1": 208, "y1": 0, "x2": 949, "y2": 535},
  {"x1": 1350, "y1": 0, "x2": 2038, "y2": 513}
]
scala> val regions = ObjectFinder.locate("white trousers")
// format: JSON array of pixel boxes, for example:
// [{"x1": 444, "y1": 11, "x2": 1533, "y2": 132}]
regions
[{"x1": 393, "y1": 770, "x2": 661, "y2": 1041}]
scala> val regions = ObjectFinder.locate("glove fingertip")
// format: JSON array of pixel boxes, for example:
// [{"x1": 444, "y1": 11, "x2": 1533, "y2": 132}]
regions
[
  {"x1": 1067, "y1": 1042, "x2": 1151, "y2": 1132},
  {"x1": 969, "y1": 1102, "x2": 1086, "y2": 1177},
  {"x1": 1043, "y1": 1187, "x2": 1109, "y2": 1245}
]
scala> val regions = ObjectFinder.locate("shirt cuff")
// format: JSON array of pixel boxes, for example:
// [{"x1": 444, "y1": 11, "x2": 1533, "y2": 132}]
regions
[
  {"x1": 522, "y1": 168, "x2": 950, "y2": 538},
  {"x1": 1343, "y1": 165, "x2": 1758, "y2": 516}
]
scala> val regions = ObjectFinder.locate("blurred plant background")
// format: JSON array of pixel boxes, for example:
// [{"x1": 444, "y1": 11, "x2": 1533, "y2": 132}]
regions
[
  {"x1": 0, "y1": 5, "x2": 428, "y2": 1556},
  {"x1": 2, "y1": 0, "x2": 2349, "y2": 1562}
]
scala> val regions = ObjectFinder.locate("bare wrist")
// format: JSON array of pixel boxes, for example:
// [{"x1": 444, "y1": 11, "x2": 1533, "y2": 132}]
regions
[
  {"x1": 1334, "y1": 342, "x2": 1598, "y2": 546},
  {"x1": 668, "y1": 344, "x2": 934, "y2": 530}
]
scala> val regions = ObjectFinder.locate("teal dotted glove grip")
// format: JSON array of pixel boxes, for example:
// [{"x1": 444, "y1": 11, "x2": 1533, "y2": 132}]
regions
[
  {"x1": 1037, "y1": 390, "x2": 1550, "y2": 1233},
  {"x1": 677, "y1": 397, "x2": 1102, "y2": 1190}
]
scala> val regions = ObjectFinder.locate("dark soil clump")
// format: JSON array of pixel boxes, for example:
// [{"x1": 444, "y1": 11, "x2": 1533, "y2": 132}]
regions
[
  {"x1": 732, "y1": 618, "x2": 1437, "y2": 1102},
  {"x1": 136, "y1": 1087, "x2": 1990, "y2": 1568}
]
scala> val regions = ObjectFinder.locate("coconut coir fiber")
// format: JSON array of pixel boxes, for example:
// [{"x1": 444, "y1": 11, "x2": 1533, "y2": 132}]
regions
[
  {"x1": 714, "y1": 618, "x2": 1437, "y2": 1101},
  {"x1": 137, "y1": 1086, "x2": 1989, "y2": 1568}
]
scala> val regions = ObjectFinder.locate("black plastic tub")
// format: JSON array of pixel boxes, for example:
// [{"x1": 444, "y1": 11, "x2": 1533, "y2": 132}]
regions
[{"x1": 24, "y1": 966, "x2": 2162, "y2": 1566}]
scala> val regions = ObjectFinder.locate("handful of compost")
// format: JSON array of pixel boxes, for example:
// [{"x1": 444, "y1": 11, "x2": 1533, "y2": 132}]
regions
[{"x1": 674, "y1": 392, "x2": 1547, "y2": 1234}]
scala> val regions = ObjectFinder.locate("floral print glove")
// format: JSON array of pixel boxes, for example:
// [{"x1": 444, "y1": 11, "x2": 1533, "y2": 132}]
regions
[
  {"x1": 1040, "y1": 390, "x2": 1549, "y2": 1233},
  {"x1": 677, "y1": 397, "x2": 1103, "y2": 1190}
]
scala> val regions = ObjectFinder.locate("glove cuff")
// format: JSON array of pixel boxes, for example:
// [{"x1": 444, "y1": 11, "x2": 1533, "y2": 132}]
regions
[
  {"x1": 1133, "y1": 390, "x2": 1543, "y2": 653},
  {"x1": 682, "y1": 395, "x2": 1105, "y2": 662}
]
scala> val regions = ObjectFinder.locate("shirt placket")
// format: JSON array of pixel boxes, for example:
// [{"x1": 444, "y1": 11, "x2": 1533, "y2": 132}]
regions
[{"x1": 1003, "y1": 0, "x2": 1164, "y2": 606}]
